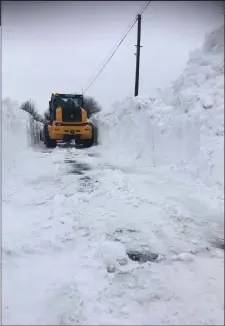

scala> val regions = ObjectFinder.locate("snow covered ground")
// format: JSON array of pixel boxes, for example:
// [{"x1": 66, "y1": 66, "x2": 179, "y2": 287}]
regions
[{"x1": 2, "y1": 26, "x2": 224, "y2": 325}]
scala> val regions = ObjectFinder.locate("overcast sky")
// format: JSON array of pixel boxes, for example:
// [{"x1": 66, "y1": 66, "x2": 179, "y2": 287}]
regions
[{"x1": 2, "y1": 1, "x2": 224, "y2": 112}]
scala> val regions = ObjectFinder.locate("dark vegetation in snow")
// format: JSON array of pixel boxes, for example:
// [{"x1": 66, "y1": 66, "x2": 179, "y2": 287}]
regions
[
  {"x1": 19, "y1": 99, "x2": 45, "y2": 124},
  {"x1": 83, "y1": 95, "x2": 101, "y2": 118}
]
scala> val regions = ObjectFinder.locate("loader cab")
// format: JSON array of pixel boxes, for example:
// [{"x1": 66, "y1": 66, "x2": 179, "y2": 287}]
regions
[{"x1": 49, "y1": 93, "x2": 85, "y2": 124}]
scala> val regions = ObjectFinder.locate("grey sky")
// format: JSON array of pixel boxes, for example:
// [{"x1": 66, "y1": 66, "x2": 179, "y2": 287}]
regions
[{"x1": 2, "y1": 1, "x2": 224, "y2": 113}]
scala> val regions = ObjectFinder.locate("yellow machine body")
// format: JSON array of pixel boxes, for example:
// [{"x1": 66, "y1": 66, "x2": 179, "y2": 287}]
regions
[
  {"x1": 48, "y1": 107, "x2": 93, "y2": 141},
  {"x1": 42, "y1": 92, "x2": 96, "y2": 148}
]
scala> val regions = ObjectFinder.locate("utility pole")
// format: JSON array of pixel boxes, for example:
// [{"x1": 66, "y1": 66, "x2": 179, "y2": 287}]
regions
[{"x1": 134, "y1": 14, "x2": 142, "y2": 97}]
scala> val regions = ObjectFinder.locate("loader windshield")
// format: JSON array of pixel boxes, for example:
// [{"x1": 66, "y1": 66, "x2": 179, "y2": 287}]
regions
[
  {"x1": 57, "y1": 94, "x2": 84, "y2": 107},
  {"x1": 54, "y1": 96, "x2": 82, "y2": 122},
  {"x1": 61, "y1": 97, "x2": 83, "y2": 107}
]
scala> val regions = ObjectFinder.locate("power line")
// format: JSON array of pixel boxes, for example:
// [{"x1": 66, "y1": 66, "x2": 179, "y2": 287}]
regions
[
  {"x1": 82, "y1": 2, "x2": 149, "y2": 92},
  {"x1": 140, "y1": 0, "x2": 151, "y2": 15},
  {"x1": 82, "y1": 17, "x2": 137, "y2": 92},
  {"x1": 82, "y1": 1, "x2": 151, "y2": 94},
  {"x1": 83, "y1": 19, "x2": 137, "y2": 93}
]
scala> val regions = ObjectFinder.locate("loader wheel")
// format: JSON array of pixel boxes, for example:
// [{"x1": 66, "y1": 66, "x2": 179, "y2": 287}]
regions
[
  {"x1": 40, "y1": 130, "x2": 44, "y2": 142},
  {"x1": 45, "y1": 136, "x2": 57, "y2": 148},
  {"x1": 44, "y1": 125, "x2": 57, "y2": 148},
  {"x1": 82, "y1": 123, "x2": 96, "y2": 148},
  {"x1": 75, "y1": 137, "x2": 82, "y2": 146}
]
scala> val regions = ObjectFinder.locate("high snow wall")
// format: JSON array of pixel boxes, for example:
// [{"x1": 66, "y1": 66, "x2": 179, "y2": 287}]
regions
[
  {"x1": 2, "y1": 98, "x2": 41, "y2": 176},
  {"x1": 96, "y1": 25, "x2": 224, "y2": 194}
]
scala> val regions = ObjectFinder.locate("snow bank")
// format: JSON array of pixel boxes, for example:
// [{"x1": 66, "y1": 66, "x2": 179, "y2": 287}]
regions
[
  {"x1": 2, "y1": 98, "x2": 32, "y2": 175},
  {"x1": 96, "y1": 25, "x2": 224, "y2": 194}
]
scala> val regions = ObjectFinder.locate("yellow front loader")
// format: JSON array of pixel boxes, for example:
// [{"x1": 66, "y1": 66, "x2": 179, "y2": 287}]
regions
[{"x1": 41, "y1": 92, "x2": 96, "y2": 148}]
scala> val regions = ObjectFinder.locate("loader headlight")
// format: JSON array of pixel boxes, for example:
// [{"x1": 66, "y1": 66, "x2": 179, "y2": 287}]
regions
[{"x1": 54, "y1": 123, "x2": 62, "y2": 126}]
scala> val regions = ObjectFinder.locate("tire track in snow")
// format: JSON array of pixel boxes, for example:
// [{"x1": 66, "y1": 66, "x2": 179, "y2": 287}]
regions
[{"x1": 2, "y1": 145, "x2": 224, "y2": 325}]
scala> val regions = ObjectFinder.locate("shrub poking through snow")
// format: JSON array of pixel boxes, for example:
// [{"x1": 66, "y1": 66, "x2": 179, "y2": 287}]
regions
[
  {"x1": 19, "y1": 99, "x2": 45, "y2": 124},
  {"x1": 83, "y1": 95, "x2": 101, "y2": 118},
  {"x1": 19, "y1": 99, "x2": 43, "y2": 145}
]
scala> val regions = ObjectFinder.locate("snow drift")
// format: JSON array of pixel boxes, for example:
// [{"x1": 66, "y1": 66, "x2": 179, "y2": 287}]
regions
[
  {"x1": 96, "y1": 25, "x2": 224, "y2": 195},
  {"x1": 2, "y1": 98, "x2": 40, "y2": 176}
]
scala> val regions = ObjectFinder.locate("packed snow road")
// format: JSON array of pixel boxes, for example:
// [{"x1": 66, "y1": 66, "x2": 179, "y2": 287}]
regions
[{"x1": 2, "y1": 143, "x2": 224, "y2": 325}]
